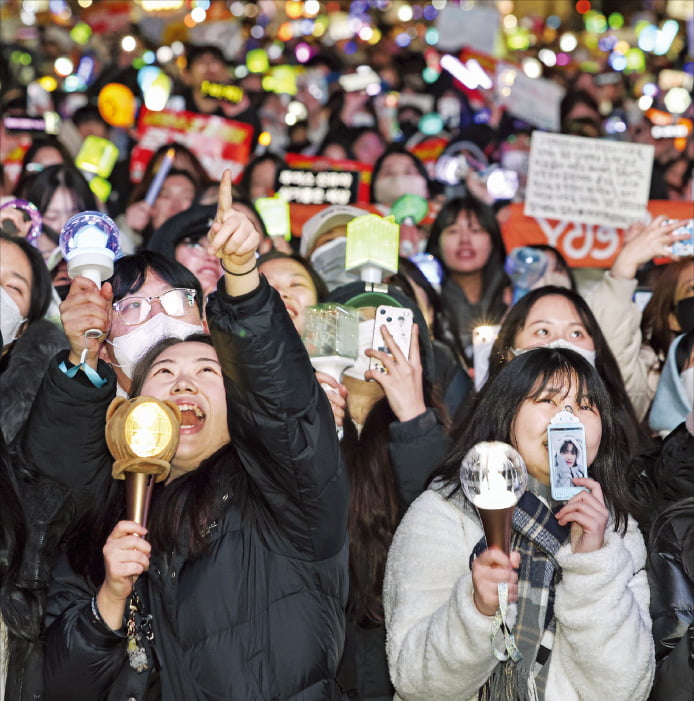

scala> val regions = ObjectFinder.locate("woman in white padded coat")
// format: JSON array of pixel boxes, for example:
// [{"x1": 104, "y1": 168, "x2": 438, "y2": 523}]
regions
[{"x1": 383, "y1": 347, "x2": 654, "y2": 701}]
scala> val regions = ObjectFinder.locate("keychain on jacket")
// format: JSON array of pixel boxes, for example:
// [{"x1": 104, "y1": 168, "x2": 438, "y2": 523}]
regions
[{"x1": 126, "y1": 590, "x2": 154, "y2": 673}]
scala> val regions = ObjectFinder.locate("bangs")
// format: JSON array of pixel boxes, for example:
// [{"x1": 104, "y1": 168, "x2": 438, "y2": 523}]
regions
[{"x1": 525, "y1": 357, "x2": 599, "y2": 410}]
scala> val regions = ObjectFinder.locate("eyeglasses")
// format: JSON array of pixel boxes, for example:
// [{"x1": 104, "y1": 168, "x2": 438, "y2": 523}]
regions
[{"x1": 112, "y1": 288, "x2": 196, "y2": 326}]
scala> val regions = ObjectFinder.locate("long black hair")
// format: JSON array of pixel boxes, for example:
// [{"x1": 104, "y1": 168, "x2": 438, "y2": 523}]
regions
[
  {"x1": 433, "y1": 347, "x2": 633, "y2": 532},
  {"x1": 426, "y1": 194, "x2": 507, "y2": 284},
  {"x1": 65, "y1": 334, "x2": 243, "y2": 587}
]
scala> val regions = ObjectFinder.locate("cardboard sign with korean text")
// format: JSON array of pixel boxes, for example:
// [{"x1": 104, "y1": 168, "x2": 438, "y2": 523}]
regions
[
  {"x1": 525, "y1": 132, "x2": 654, "y2": 229},
  {"x1": 275, "y1": 168, "x2": 359, "y2": 206}
]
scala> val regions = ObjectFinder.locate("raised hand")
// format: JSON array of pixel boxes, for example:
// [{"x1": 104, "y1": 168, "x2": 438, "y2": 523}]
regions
[
  {"x1": 59, "y1": 277, "x2": 113, "y2": 369},
  {"x1": 611, "y1": 216, "x2": 689, "y2": 281},
  {"x1": 555, "y1": 477, "x2": 609, "y2": 553},
  {"x1": 471, "y1": 548, "x2": 521, "y2": 616},
  {"x1": 364, "y1": 324, "x2": 426, "y2": 423}
]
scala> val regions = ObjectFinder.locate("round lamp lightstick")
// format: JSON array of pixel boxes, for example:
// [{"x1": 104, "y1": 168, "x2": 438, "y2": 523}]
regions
[
  {"x1": 460, "y1": 441, "x2": 527, "y2": 555},
  {"x1": 106, "y1": 396, "x2": 181, "y2": 528},
  {"x1": 59, "y1": 211, "x2": 121, "y2": 287}
]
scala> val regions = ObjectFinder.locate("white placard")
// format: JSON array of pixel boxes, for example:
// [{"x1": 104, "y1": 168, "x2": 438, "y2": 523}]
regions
[
  {"x1": 496, "y1": 63, "x2": 565, "y2": 132},
  {"x1": 435, "y1": 4, "x2": 500, "y2": 53},
  {"x1": 524, "y1": 132, "x2": 654, "y2": 228}
]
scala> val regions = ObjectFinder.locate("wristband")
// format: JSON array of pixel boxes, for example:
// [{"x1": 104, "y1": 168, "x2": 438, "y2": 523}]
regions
[{"x1": 220, "y1": 259, "x2": 258, "y2": 276}]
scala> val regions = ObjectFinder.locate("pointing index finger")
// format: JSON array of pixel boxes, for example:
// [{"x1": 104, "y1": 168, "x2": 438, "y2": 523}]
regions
[{"x1": 215, "y1": 169, "x2": 234, "y2": 224}]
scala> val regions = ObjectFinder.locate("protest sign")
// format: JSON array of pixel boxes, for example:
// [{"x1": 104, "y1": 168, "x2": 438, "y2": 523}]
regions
[
  {"x1": 496, "y1": 63, "x2": 565, "y2": 131},
  {"x1": 130, "y1": 107, "x2": 254, "y2": 183},
  {"x1": 436, "y1": 3, "x2": 500, "y2": 53},
  {"x1": 501, "y1": 200, "x2": 693, "y2": 268},
  {"x1": 284, "y1": 153, "x2": 372, "y2": 203},
  {"x1": 524, "y1": 132, "x2": 654, "y2": 228},
  {"x1": 275, "y1": 168, "x2": 359, "y2": 206}
]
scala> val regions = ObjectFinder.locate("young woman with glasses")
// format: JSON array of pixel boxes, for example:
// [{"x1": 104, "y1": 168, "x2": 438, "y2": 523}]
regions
[{"x1": 58, "y1": 250, "x2": 205, "y2": 395}]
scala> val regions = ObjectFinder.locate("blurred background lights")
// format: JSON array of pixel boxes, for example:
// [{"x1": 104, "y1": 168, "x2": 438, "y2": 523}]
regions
[
  {"x1": 576, "y1": 0, "x2": 591, "y2": 14},
  {"x1": 77, "y1": 0, "x2": 93, "y2": 6},
  {"x1": 359, "y1": 25, "x2": 374, "y2": 41},
  {"x1": 643, "y1": 83, "x2": 658, "y2": 96},
  {"x1": 54, "y1": 57, "x2": 73, "y2": 77},
  {"x1": 522, "y1": 57, "x2": 542, "y2": 79},
  {"x1": 121, "y1": 35, "x2": 136, "y2": 52},
  {"x1": 295, "y1": 42, "x2": 312, "y2": 63},
  {"x1": 190, "y1": 7, "x2": 206, "y2": 22},
  {"x1": 425, "y1": 27, "x2": 439, "y2": 45},
  {"x1": 608, "y1": 12, "x2": 624, "y2": 29},
  {"x1": 70, "y1": 22, "x2": 92, "y2": 45},
  {"x1": 638, "y1": 25, "x2": 658, "y2": 52},
  {"x1": 288, "y1": 100, "x2": 308, "y2": 121},
  {"x1": 156, "y1": 46, "x2": 174, "y2": 63},
  {"x1": 559, "y1": 33, "x2": 577, "y2": 52},
  {"x1": 664, "y1": 87, "x2": 692, "y2": 114},
  {"x1": 304, "y1": 0, "x2": 320, "y2": 16},
  {"x1": 503, "y1": 14, "x2": 518, "y2": 30},
  {"x1": 638, "y1": 95, "x2": 653, "y2": 110},
  {"x1": 654, "y1": 20, "x2": 679, "y2": 55},
  {"x1": 546, "y1": 15, "x2": 561, "y2": 29},
  {"x1": 556, "y1": 53, "x2": 570, "y2": 66},
  {"x1": 584, "y1": 11, "x2": 607, "y2": 33},
  {"x1": 268, "y1": 44, "x2": 283, "y2": 60},
  {"x1": 397, "y1": 4, "x2": 413, "y2": 22},
  {"x1": 626, "y1": 48, "x2": 646, "y2": 72},
  {"x1": 538, "y1": 48, "x2": 557, "y2": 67},
  {"x1": 142, "y1": 50, "x2": 155, "y2": 65},
  {"x1": 608, "y1": 51, "x2": 627, "y2": 71},
  {"x1": 38, "y1": 75, "x2": 58, "y2": 92}
]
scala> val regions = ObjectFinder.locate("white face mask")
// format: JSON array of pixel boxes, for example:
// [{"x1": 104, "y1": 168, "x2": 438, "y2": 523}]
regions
[
  {"x1": 512, "y1": 338, "x2": 597, "y2": 367},
  {"x1": 108, "y1": 313, "x2": 204, "y2": 379},
  {"x1": 0, "y1": 287, "x2": 27, "y2": 347},
  {"x1": 310, "y1": 237, "x2": 360, "y2": 292},
  {"x1": 680, "y1": 366, "x2": 694, "y2": 406},
  {"x1": 373, "y1": 174, "x2": 428, "y2": 207}
]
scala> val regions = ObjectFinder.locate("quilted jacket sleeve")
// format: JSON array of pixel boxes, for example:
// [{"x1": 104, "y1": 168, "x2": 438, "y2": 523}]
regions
[{"x1": 206, "y1": 277, "x2": 348, "y2": 561}]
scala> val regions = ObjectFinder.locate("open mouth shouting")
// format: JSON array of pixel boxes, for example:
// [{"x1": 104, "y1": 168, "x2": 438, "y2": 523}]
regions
[{"x1": 175, "y1": 401, "x2": 206, "y2": 432}]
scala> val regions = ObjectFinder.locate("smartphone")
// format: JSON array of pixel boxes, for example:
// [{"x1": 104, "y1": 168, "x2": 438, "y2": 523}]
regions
[
  {"x1": 369, "y1": 305, "x2": 413, "y2": 373},
  {"x1": 548, "y1": 420, "x2": 588, "y2": 502},
  {"x1": 666, "y1": 219, "x2": 694, "y2": 258}
]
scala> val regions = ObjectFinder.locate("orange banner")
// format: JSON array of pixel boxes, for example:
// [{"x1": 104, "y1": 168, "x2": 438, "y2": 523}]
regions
[{"x1": 500, "y1": 201, "x2": 693, "y2": 268}]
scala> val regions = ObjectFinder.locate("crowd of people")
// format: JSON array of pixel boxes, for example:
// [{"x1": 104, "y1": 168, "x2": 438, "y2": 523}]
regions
[{"x1": 1, "y1": 6, "x2": 693, "y2": 700}]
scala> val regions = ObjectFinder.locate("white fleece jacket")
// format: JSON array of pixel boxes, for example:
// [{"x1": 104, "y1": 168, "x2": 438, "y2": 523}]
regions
[{"x1": 383, "y1": 486, "x2": 654, "y2": 701}]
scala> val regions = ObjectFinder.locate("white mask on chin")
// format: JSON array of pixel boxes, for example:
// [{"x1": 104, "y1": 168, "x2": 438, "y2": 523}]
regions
[
  {"x1": 107, "y1": 313, "x2": 204, "y2": 379},
  {"x1": 511, "y1": 338, "x2": 597, "y2": 367},
  {"x1": 0, "y1": 287, "x2": 26, "y2": 347}
]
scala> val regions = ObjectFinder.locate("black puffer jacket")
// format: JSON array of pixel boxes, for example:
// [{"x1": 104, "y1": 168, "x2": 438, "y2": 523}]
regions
[
  {"x1": 40, "y1": 279, "x2": 350, "y2": 700},
  {"x1": 0, "y1": 317, "x2": 68, "y2": 442},
  {"x1": 648, "y1": 424, "x2": 694, "y2": 701}
]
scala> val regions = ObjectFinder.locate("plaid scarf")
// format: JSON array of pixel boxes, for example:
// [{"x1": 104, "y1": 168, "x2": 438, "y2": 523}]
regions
[{"x1": 469, "y1": 478, "x2": 570, "y2": 701}]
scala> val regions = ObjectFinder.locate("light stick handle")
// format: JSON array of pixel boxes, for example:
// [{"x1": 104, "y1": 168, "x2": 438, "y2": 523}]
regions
[{"x1": 144, "y1": 148, "x2": 175, "y2": 207}]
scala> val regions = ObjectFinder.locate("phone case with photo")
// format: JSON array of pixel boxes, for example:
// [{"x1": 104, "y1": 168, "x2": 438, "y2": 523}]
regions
[
  {"x1": 369, "y1": 305, "x2": 413, "y2": 374},
  {"x1": 548, "y1": 419, "x2": 588, "y2": 502}
]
